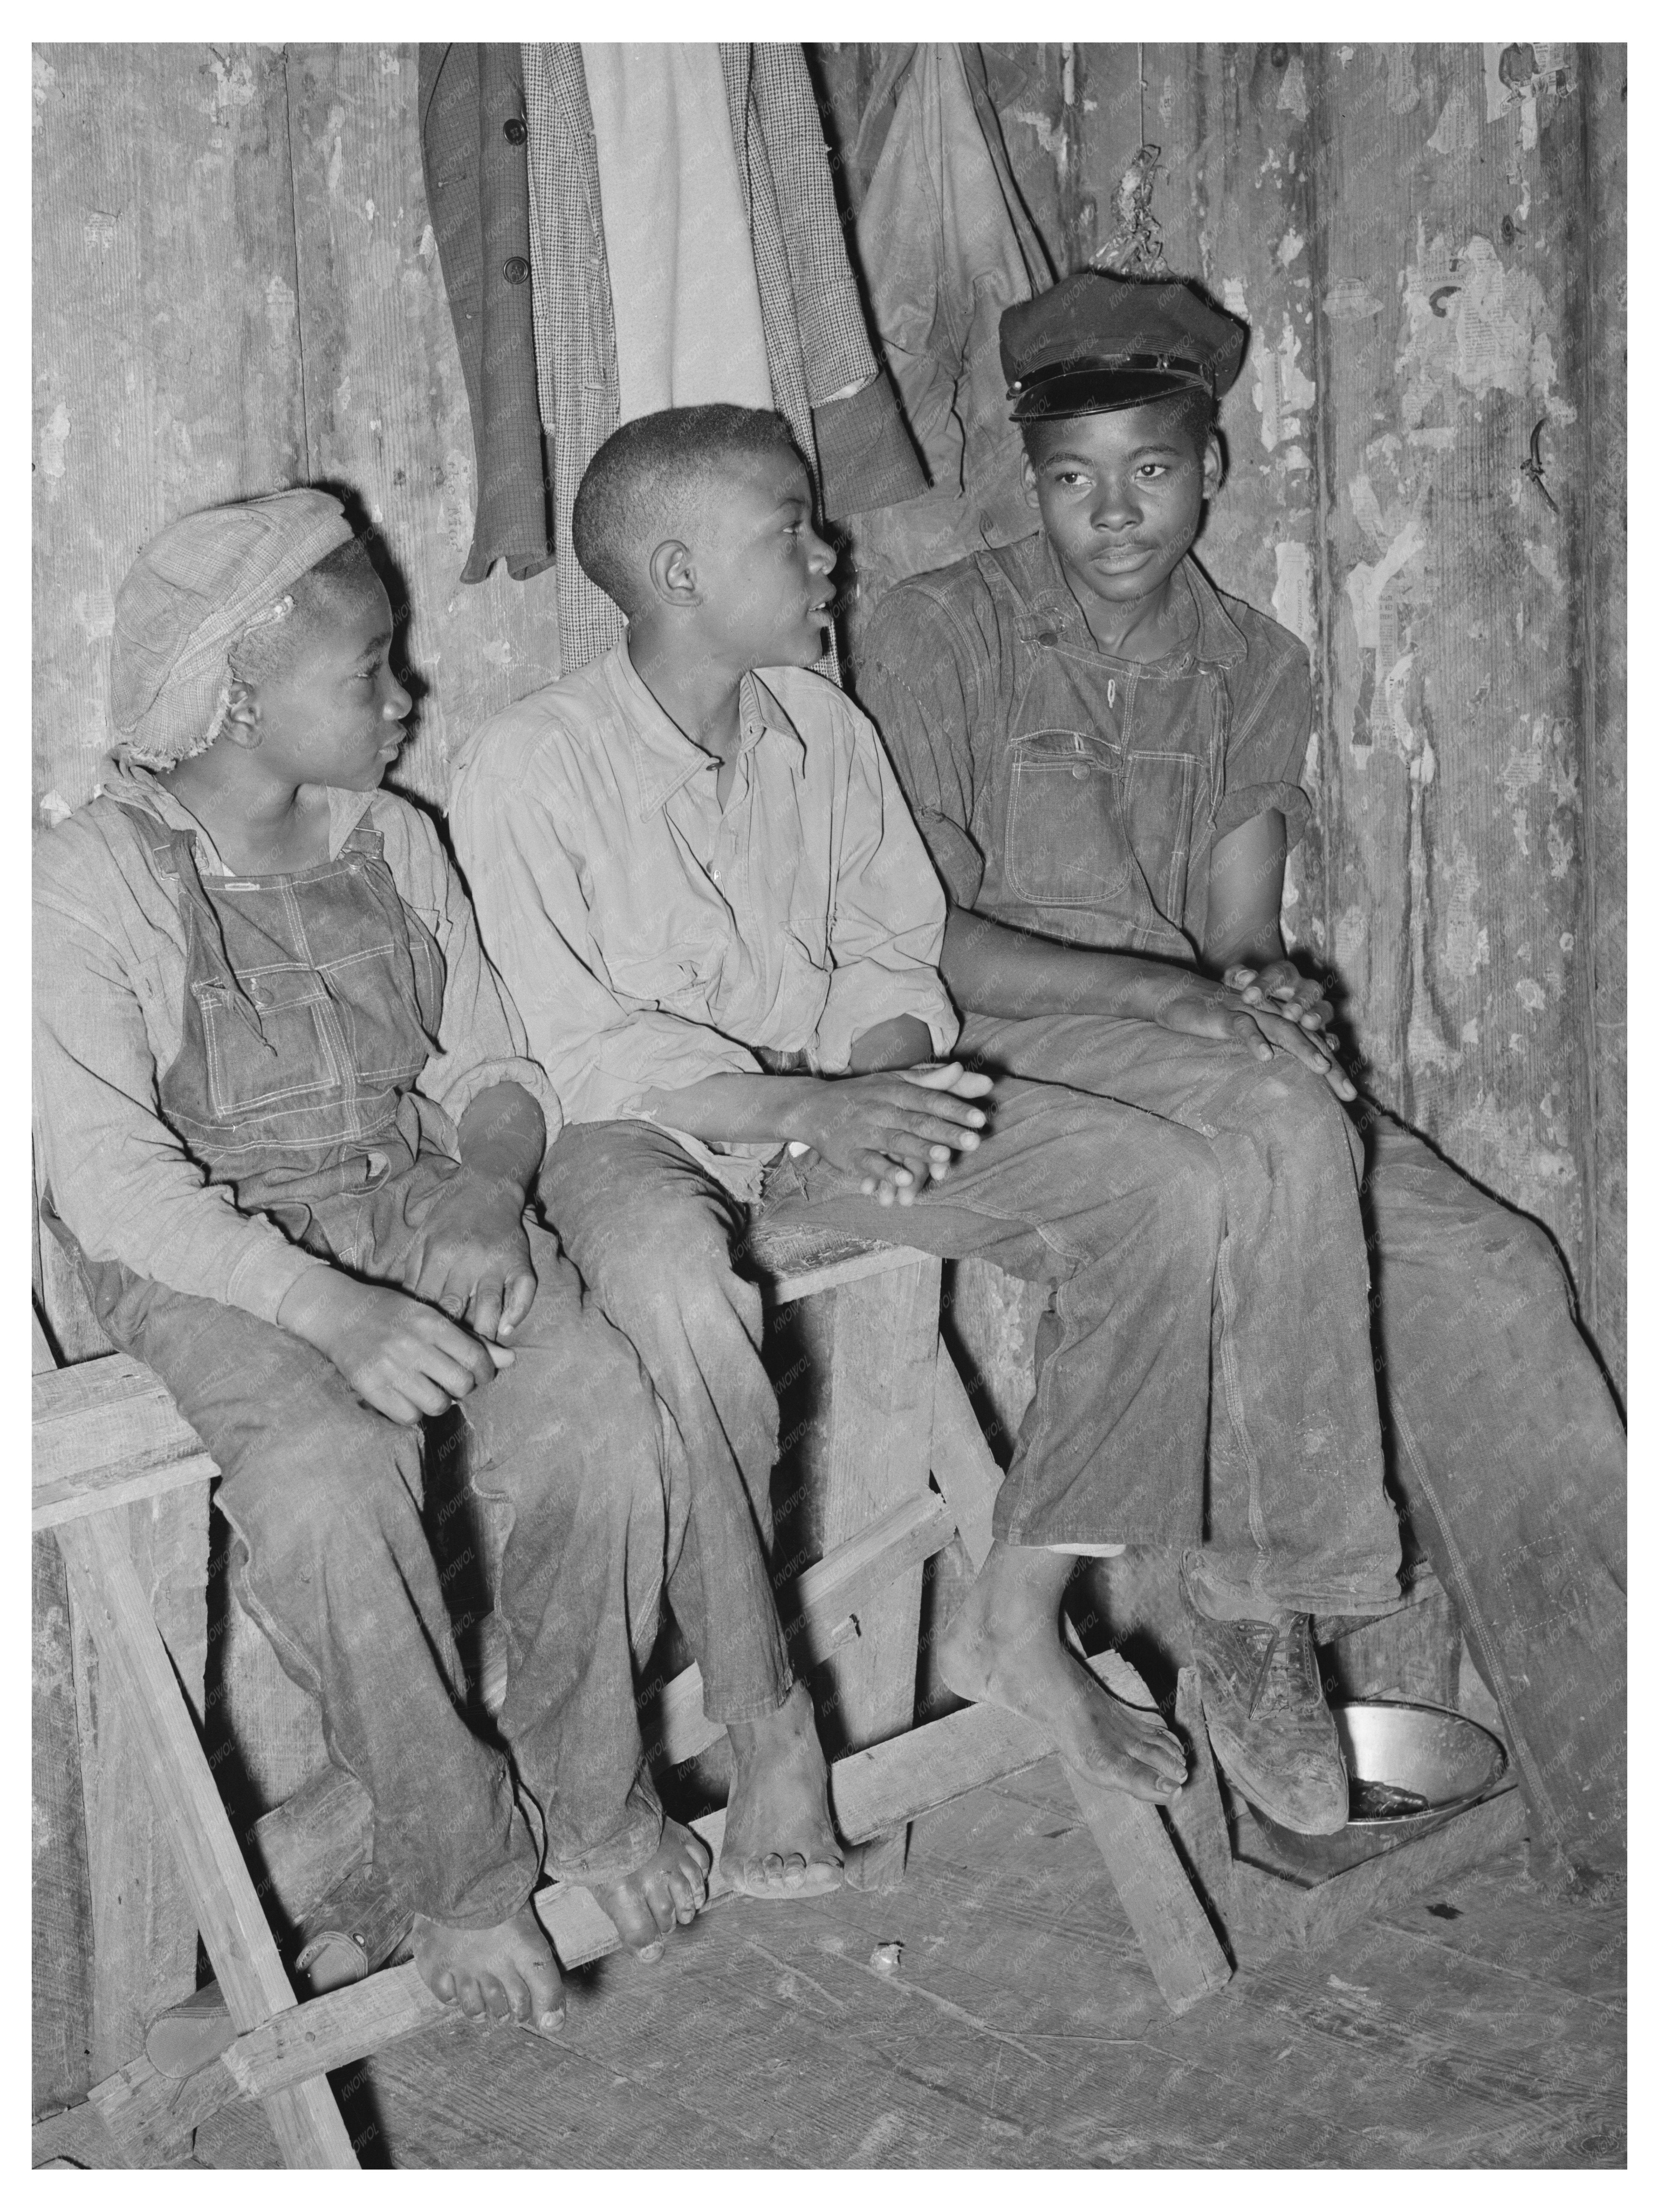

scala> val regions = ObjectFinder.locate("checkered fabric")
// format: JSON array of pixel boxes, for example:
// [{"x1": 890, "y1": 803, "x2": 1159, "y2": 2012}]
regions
[
  {"x1": 110, "y1": 492, "x2": 356, "y2": 764},
  {"x1": 523, "y1": 43, "x2": 876, "y2": 674}
]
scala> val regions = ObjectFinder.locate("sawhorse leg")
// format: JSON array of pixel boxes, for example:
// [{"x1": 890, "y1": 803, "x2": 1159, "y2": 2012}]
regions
[
  {"x1": 793, "y1": 1256, "x2": 943, "y2": 1891},
  {"x1": 57, "y1": 1511, "x2": 357, "y2": 2168},
  {"x1": 929, "y1": 1345, "x2": 1233, "y2": 2012}
]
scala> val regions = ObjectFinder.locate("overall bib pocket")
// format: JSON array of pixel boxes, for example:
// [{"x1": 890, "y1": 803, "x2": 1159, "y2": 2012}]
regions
[
  {"x1": 197, "y1": 966, "x2": 341, "y2": 1118},
  {"x1": 1126, "y1": 750, "x2": 1201, "y2": 923},
  {"x1": 1005, "y1": 728, "x2": 1132, "y2": 907}
]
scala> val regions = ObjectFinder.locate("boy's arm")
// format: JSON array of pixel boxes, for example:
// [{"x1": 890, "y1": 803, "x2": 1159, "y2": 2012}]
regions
[
  {"x1": 633, "y1": 1060, "x2": 992, "y2": 1207},
  {"x1": 1202, "y1": 807, "x2": 1293, "y2": 973},
  {"x1": 1202, "y1": 810, "x2": 1337, "y2": 1043},
  {"x1": 34, "y1": 840, "x2": 522, "y2": 1424},
  {"x1": 392, "y1": 1079, "x2": 546, "y2": 1344},
  {"x1": 1199, "y1": 638, "x2": 1342, "y2": 1049},
  {"x1": 385, "y1": 800, "x2": 561, "y2": 1142},
  {"x1": 938, "y1": 895, "x2": 1352, "y2": 1100},
  {"x1": 809, "y1": 710, "x2": 960, "y2": 1073},
  {"x1": 448, "y1": 739, "x2": 985, "y2": 1199},
  {"x1": 33, "y1": 876, "x2": 333, "y2": 1324}
]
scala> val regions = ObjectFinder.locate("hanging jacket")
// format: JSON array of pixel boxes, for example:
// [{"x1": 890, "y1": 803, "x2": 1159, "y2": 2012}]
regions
[
  {"x1": 418, "y1": 42, "x2": 926, "y2": 661},
  {"x1": 522, "y1": 41, "x2": 928, "y2": 671},
  {"x1": 844, "y1": 44, "x2": 1054, "y2": 615},
  {"x1": 418, "y1": 45, "x2": 554, "y2": 583}
]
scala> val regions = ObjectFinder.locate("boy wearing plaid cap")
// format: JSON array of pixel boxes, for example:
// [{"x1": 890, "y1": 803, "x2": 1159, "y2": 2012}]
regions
[
  {"x1": 857, "y1": 271, "x2": 1625, "y2": 1893},
  {"x1": 33, "y1": 492, "x2": 718, "y2": 2033}
]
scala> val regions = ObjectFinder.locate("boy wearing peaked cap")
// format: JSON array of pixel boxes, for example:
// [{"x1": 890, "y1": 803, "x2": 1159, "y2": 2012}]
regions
[{"x1": 856, "y1": 270, "x2": 1626, "y2": 1894}]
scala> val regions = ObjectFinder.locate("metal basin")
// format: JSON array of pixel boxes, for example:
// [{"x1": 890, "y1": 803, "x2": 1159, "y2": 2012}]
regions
[{"x1": 1245, "y1": 1699, "x2": 1508, "y2": 1879}]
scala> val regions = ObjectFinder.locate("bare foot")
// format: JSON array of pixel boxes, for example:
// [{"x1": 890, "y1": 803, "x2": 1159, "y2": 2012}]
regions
[
  {"x1": 585, "y1": 1819, "x2": 711, "y2": 1961},
  {"x1": 721, "y1": 1680, "x2": 844, "y2": 1899},
  {"x1": 411, "y1": 1899, "x2": 565, "y2": 2033},
  {"x1": 938, "y1": 1541, "x2": 1188, "y2": 1802}
]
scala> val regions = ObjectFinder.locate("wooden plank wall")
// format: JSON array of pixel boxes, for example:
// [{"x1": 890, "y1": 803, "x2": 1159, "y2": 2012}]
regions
[
  {"x1": 31, "y1": 42, "x2": 559, "y2": 828},
  {"x1": 33, "y1": 43, "x2": 1624, "y2": 1384},
  {"x1": 816, "y1": 41, "x2": 1626, "y2": 1389}
]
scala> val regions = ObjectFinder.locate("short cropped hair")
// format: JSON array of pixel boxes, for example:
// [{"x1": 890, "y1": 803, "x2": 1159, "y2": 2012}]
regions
[
  {"x1": 228, "y1": 536, "x2": 381, "y2": 692},
  {"x1": 572, "y1": 405, "x2": 802, "y2": 617},
  {"x1": 1021, "y1": 385, "x2": 1217, "y2": 462}
]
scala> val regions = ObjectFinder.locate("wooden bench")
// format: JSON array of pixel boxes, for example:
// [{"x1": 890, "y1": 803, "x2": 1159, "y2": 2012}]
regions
[
  {"x1": 34, "y1": 1228, "x2": 1244, "y2": 2169},
  {"x1": 34, "y1": 1228, "x2": 1523, "y2": 2168}
]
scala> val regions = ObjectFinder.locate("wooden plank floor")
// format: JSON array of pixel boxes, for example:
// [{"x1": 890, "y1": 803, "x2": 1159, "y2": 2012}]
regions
[{"x1": 185, "y1": 1758, "x2": 1625, "y2": 2171}]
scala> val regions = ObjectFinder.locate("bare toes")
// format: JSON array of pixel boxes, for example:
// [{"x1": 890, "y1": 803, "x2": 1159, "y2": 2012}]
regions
[{"x1": 524, "y1": 1959, "x2": 564, "y2": 2034}]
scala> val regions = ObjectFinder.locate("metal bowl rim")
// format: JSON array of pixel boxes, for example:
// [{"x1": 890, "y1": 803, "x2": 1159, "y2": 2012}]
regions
[{"x1": 1334, "y1": 1697, "x2": 1508, "y2": 1827}]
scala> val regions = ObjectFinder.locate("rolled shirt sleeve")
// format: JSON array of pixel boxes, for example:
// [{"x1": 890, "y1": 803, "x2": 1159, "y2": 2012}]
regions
[
  {"x1": 1212, "y1": 632, "x2": 1315, "y2": 850},
  {"x1": 33, "y1": 841, "x2": 332, "y2": 1323},
  {"x1": 811, "y1": 711, "x2": 960, "y2": 1070},
  {"x1": 448, "y1": 763, "x2": 761, "y2": 1125}
]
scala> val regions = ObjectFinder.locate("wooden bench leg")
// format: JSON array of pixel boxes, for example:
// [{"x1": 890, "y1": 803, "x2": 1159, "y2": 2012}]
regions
[
  {"x1": 929, "y1": 1340, "x2": 1234, "y2": 2012},
  {"x1": 812, "y1": 1256, "x2": 942, "y2": 1889},
  {"x1": 68, "y1": 1490, "x2": 208, "y2": 2096},
  {"x1": 57, "y1": 1512, "x2": 357, "y2": 2169},
  {"x1": 33, "y1": 1528, "x2": 93, "y2": 2118}
]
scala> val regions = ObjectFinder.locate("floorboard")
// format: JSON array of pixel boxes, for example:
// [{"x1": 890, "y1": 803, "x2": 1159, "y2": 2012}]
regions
[{"x1": 189, "y1": 1755, "x2": 1626, "y2": 2171}]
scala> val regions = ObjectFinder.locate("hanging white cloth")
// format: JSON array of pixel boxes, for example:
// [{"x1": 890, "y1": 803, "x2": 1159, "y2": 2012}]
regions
[{"x1": 581, "y1": 42, "x2": 774, "y2": 423}]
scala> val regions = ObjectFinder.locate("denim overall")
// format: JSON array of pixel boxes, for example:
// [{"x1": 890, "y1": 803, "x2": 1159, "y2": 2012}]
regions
[
  {"x1": 138, "y1": 808, "x2": 439, "y2": 1219},
  {"x1": 968, "y1": 543, "x2": 1233, "y2": 963},
  {"x1": 61, "y1": 807, "x2": 674, "y2": 1923},
  {"x1": 929, "y1": 557, "x2": 1625, "y2": 1884}
]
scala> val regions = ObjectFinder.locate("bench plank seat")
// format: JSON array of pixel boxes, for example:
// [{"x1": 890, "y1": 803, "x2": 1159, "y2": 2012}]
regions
[{"x1": 33, "y1": 1355, "x2": 216, "y2": 1530}]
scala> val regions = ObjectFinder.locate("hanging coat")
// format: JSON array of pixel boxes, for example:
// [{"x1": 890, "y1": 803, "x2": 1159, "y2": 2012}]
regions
[
  {"x1": 521, "y1": 41, "x2": 927, "y2": 672},
  {"x1": 418, "y1": 46, "x2": 554, "y2": 583},
  {"x1": 844, "y1": 44, "x2": 1054, "y2": 617},
  {"x1": 419, "y1": 42, "x2": 926, "y2": 669}
]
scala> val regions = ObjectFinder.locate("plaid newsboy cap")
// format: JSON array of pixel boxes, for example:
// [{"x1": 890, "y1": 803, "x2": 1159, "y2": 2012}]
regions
[
  {"x1": 110, "y1": 490, "x2": 357, "y2": 764},
  {"x1": 1000, "y1": 271, "x2": 1247, "y2": 422}
]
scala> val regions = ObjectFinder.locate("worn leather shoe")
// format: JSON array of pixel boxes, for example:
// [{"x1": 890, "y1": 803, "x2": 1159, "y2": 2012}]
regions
[{"x1": 1180, "y1": 1560, "x2": 1348, "y2": 1835}]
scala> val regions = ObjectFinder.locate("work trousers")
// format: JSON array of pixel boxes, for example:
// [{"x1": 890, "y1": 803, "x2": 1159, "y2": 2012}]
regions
[
  {"x1": 956, "y1": 1010, "x2": 1628, "y2": 1886},
  {"x1": 539, "y1": 1066, "x2": 1404, "y2": 1709},
  {"x1": 80, "y1": 1199, "x2": 680, "y2": 1927}
]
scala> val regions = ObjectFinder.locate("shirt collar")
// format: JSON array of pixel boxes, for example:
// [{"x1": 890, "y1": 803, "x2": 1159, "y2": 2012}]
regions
[
  {"x1": 100, "y1": 756, "x2": 377, "y2": 873},
  {"x1": 1024, "y1": 535, "x2": 1248, "y2": 670},
  {"x1": 605, "y1": 643, "x2": 808, "y2": 820}
]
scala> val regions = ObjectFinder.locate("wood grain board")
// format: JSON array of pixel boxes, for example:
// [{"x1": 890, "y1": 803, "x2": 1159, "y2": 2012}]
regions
[
  {"x1": 33, "y1": 1355, "x2": 216, "y2": 1530},
  {"x1": 33, "y1": 40, "x2": 1624, "y2": 1378},
  {"x1": 57, "y1": 1512, "x2": 357, "y2": 2167},
  {"x1": 32, "y1": 1530, "x2": 94, "y2": 2114},
  {"x1": 67, "y1": 1492, "x2": 211, "y2": 2094},
  {"x1": 810, "y1": 43, "x2": 1625, "y2": 1384},
  {"x1": 186, "y1": 1757, "x2": 1624, "y2": 2170}
]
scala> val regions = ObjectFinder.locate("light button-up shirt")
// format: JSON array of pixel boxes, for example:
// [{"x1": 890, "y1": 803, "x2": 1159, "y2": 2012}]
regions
[{"x1": 448, "y1": 643, "x2": 959, "y2": 1197}]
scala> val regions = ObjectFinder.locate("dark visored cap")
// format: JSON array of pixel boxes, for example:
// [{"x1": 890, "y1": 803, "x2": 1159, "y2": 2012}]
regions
[{"x1": 1000, "y1": 270, "x2": 1247, "y2": 421}]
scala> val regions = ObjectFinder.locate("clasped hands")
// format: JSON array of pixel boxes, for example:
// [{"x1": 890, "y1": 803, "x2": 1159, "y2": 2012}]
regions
[
  {"x1": 787, "y1": 1060, "x2": 996, "y2": 1207},
  {"x1": 279, "y1": 1165, "x2": 534, "y2": 1426},
  {"x1": 1155, "y1": 958, "x2": 1356, "y2": 1103}
]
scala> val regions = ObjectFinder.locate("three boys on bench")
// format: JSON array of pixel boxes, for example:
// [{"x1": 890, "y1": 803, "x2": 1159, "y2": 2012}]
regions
[{"x1": 34, "y1": 274, "x2": 1623, "y2": 2040}]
